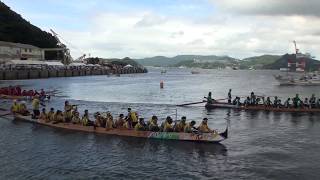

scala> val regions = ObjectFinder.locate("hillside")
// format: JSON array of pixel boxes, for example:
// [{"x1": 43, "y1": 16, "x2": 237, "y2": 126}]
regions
[
  {"x1": 239, "y1": 55, "x2": 281, "y2": 69},
  {"x1": 135, "y1": 55, "x2": 238, "y2": 67},
  {"x1": 0, "y1": 2, "x2": 57, "y2": 49},
  {"x1": 263, "y1": 54, "x2": 320, "y2": 71}
]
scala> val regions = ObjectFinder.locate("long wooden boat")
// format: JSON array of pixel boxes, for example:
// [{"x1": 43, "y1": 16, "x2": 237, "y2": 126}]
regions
[
  {"x1": 205, "y1": 102, "x2": 320, "y2": 113},
  {"x1": 2, "y1": 114, "x2": 228, "y2": 143}
]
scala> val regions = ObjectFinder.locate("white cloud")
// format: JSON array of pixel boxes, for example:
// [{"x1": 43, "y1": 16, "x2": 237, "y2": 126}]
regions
[{"x1": 49, "y1": 1, "x2": 320, "y2": 59}]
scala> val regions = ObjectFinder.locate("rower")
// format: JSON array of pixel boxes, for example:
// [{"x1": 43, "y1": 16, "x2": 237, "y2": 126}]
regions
[
  {"x1": 250, "y1": 92, "x2": 256, "y2": 105},
  {"x1": 39, "y1": 108, "x2": 48, "y2": 122},
  {"x1": 228, "y1": 89, "x2": 232, "y2": 104},
  {"x1": 82, "y1": 110, "x2": 94, "y2": 126},
  {"x1": 134, "y1": 118, "x2": 147, "y2": 131},
  {"x1": 163, "y1": 117, "x2": 174, "y2": 132},
  {"x1": 309, "y1": 94, "x2": 316, "y2": 108},
  {"x1": 303, "y1": 98, "x2": 309, "y2": 108},
  {"x1": 64, "y1": 101, "x2": 73, "y2": 123},
  {"x1": 244, "y1": 97, "x2": 250, "y2": 106},
  {"x1": 18, "y1": 101, "x2": 29, "y2": 116},
  {"x1": 11, "y1": 100, "x2": 19, "y2": 114},
  {"x1": 273, "y1": 96, "x2": 279, "y2": 108},
  {"x1": 115, "y1": 114, "x2": 125, "y2": 128},
  {"x1": 207, "y1": 92, "x2": 213, "y2": 104},
  {"x1": 126, "y1": 108, "x2": 138, "y2": 128},
  {"x1": 31, "y1": 95, "x2": 40, "y2": 119},
  {"x1": 174, "y1": 116, "x2": 187, "y2": 132},
  {"x1": 265, "y1": 97, "x2": 272, "y2": 107},
  {"x1": 284, "y1": 98, "x2": 291, "y2": 108},
  {"x1": 198, "y1": 118, "x2": 213, "y2": 133},
  {"x1": 292, "y1": 94, "x2": 301, "y2": 108},
  {"x1": 71, "y1": 111, "x2": 81, "y2": 124},
  {"x1": 53, "y1": 110, "x2": 64, "y2": 124},
  {"x1": 94, "y1": 112, "x2": 103, "y2": 127},
  {"x1": 148, "y1": 115, "x2": 160, "y2": 132},
  {"x1": 105, "y1": 112, "x2": 115, "y2": 129},
  {"x1": 184, "y1": 121, "x2": 196, "y2": 133},
  {"x1": 47, "y1": 108, "x2": 55, "y2": 122}
]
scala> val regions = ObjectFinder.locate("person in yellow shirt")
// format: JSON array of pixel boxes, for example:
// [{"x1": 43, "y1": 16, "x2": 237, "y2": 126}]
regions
[
  {"x1": 32, "y1": 96, "x2": 40, "y2": 119},
  {"x1": 105, "y1": 112, "x2": 115, "y2": 129},
  {"x1": 126, "y1": 108, "x2": 138, "y2": 128},
  {"x1": 39, "y1": 108, "x2": 48, "y2": 122},
  {"x1": 64, "y1": 101, "x2": 74, "y2": 123},
  {"x1": 11, "y1": 100, "x2": 19, "y2": 114},
  {"x1": 71, "y1": 111, "x2": 81, "y2": 124},
  {"x1": 82, "y1": 110, "x2": 94, "y2": 126},
  {"x1": 148, "y1": 115, "x2": 159, "y2": 132},
  {"x1": 134, "y1": 118, "x2": 147, "y2": 131},
  {"x1": 53, "y1": 110, "x2": 64, "y2": 124},
  {"x1": 18, "y1": 101, "x2": 29, "y2": 116},
  {"x1": 184, "y1": 121, "x2": 196, "y2": 133},
  {"x1": 174, "y1": 116, "x2": 187, "y2": 132},
  {"x1": 198, "y1": 118, "x2": 213, "y2": 133},
  {"x1": 47, "y1": 108, "x2": 55, "y2": 122},
  {"x1": 163, "y1": 117, "x2": 174, "y2": 132}
]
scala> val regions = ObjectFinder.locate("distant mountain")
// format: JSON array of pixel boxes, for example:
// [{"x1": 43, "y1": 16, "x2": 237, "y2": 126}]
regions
[
  {"x1": 135, "y1": 55, "x2": 238, "y2": 67},
  {"x1": 263, "y1": 54, "x2": 320, "y2": 71},
  {"x1": 239, "y1": 55, "x2": 281, "y2": 69}
]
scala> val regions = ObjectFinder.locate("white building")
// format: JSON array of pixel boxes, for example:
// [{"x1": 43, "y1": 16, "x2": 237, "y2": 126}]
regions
[{"x1": 0, "y1": 41, "x2": 44, "y2": 63}]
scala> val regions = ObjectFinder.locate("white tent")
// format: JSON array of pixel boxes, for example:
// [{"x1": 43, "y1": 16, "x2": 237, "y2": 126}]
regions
[
  {"x1": 124, "y1": 64, "x2": 133, "y2": 68},
  {"x1": 45, "y1": 61, "x2": 64, "y2": 66},
  {"x1": 6, "y1": 60, "x2": 46, "y2": 65}
]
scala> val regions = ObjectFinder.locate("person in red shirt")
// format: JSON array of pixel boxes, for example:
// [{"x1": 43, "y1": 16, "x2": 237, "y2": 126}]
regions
[{"x1": 15, "y1": 86, "x2": 22, "y2": 96}]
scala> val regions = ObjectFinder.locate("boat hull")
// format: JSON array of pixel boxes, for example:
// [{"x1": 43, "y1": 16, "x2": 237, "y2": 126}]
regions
[
  {"x1": 7, "y1": 115, "x2": 227, "y2": 143},
  {"x1": 205, "y1": 102, "x2": 320, "y2": 113}
]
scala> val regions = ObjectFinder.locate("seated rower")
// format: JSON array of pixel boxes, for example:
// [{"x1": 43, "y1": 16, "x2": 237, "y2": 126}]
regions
[
  {"x1": 71, "y1": 111, "x2": 81, "y2": 124},
  {"x1": 11, "y1": 100, "x2": 20, "y2": 114},
  {"x1": 123, "y1": 119, "x2": 131, "y2": 129},
  {"x1": 284, "y1": 98, "x2": 291, "y2": 108},
  {"x1": 265, "y1": 97, "x2": 272, "y2": 107},
  {"x1": 148, "y1": 115, "x2": 160, "y2": 132},
  {"x1": 227, "y1": 89, "x2": 232, "y2": 104},
  {"x1": 174, "y1": 116, "x2": 187, "y2": 132},
  {"x1": 126, "y1": 108, "x2": 138, "y2": 128},
  {"x1": 232, "y1": 97, "x2": 240, "y2": 106},
  {"x1": 105, "y1": 112, "x2": 115, "y2": 129},
  {"x1": 198, "y1": 118, "x2": 213, "y2": 133},
  {"x1": 64, "y1": 101, "x2": 74, "y2": 123},
  {"x1": 47, "y1": 108, "x2": 55, "y2": 122},
  {"x1": 134, "y1": 118, "x2": 147, "y2": 131},
  {"x1": 115, "y1": 114, "x2": 125, "y2": 128},
  {"x1": 39, "y1": 108, "x2": 48, "y2": 122},
  {"x1": 18, "y1": 101, "x2": 30, "y2": 116},
  {"x1": 53, "y1": 110, "x2": 64, "y2": 124},
  {"x1": 273, "y1": 96, "x2": 279, "y2": 108},
  {"x1": 292, "y1": 94, "x2": 302, "y2": 108},
  {"x1": 250, "y1": 92, "x2": 256, "y2": 105},
  {"x1": 206, "y1": 92, "x2": 214, "y2": 104},
  {"x1": 163, "y1": 117, "x2": 174, "y2": 132},
  {"x1": 303, "y1": 98, "x2": 309, "y2": 108},
  {"x1": 244, "y1": 97, "x2": 250, "y2": 106},
  {"x1": 94, "y1": 112, "x2": 103, "y2": 127},
  {"x1": 184, "y1": 121, "x2": 196, "y2": 133},
  {"x1": 309, "y1": 94, "x2": 316, "y2": 108},
  {"x1": 82, "y1": 110, "x2": 94, "y2": 126}
]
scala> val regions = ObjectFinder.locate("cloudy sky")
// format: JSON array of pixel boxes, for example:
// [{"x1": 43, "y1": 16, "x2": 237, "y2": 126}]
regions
[{"x1": 2, "y1": 0, "x2": 320, "y2": 59}]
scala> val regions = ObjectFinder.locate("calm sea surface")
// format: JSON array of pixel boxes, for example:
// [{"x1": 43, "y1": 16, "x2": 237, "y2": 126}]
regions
[{"x1": 0, "y1": 68, "x2": 320, "y2": 179}]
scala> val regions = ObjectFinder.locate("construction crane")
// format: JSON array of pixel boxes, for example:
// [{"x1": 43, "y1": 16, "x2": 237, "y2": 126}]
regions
[{"x1": 50, "y1": 29, "x2": 74, "y2": 64}]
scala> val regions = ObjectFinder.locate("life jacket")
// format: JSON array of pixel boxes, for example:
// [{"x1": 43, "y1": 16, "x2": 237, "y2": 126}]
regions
[
  {"x1": 32, "y1": 99, "x2": 40, "y2": 110},
  {"x1": 175, "y1": 122, "x2": 186, "y2": 132},
  {"x1": 130, "y1": 112, "x2": 138, "y2": 123},
  {"x1": 106, "y1": 118, "x2": 114, "y2": 128},
  {"x1": 64, "y1": 105, "x2": 73, "y2": 118},
  {"x1": 123, "y1": 121, "x2": 130, "y2": 129},
  {"x1": 198, "y1": 123, "x2": 210, "y2": 133},
  {"x1": 163, "y1": 122, "x2": 173, "y2": 132},
  {"x1": 82, "y1": 115, "x2": 89, "y2": 125},
  {"x1": 48, "y1": 111, "x2": 55, "y2": 122},
  {"x1": 39, "y1": 112, "x2": 48, "y2": 121},
  {"x1": 184, "y1": 123, "x2": 193, "y2": 133},
  {"x1": 11, "y1": 103, "x2": 19, "y2": 113},
  {"x1": 134, "y1": 122, "x2": 144, "y2": 131}
]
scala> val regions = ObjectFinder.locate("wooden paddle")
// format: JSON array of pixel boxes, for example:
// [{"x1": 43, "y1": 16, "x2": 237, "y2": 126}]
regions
[{"x1": 176, "y1": 100, "x2": 207, "y2": 106}]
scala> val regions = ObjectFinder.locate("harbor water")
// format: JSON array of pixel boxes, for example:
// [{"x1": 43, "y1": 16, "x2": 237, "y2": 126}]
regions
[{"x1": 1, "y1": 68, "x2": 320, "y2": 179}]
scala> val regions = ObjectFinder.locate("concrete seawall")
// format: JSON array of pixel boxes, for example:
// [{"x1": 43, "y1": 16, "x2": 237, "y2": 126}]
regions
[{"x1": 0, "y1": 68, "x2": 147, "y2": 80}]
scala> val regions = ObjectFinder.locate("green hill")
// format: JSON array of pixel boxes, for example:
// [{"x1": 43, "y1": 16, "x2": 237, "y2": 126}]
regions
[
  {"x1": 0, "y1": 2, "x2": 58, "y2": 55},
  {"x1": 263, "y1": 54, "x2": 320, "y2": 71},
  {"x1": 135, "y1": 55, "x2": 237, "y2": 67},
  {"x1": 239, "y1": 55, "x2": 281, "y2": 69}
]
